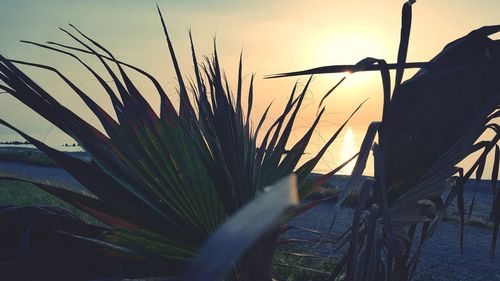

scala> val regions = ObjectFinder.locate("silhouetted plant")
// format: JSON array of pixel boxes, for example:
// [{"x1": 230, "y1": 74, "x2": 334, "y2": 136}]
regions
[
  {"x1": 0, "y1": 5, "x2": 358, "y2": 281},
  {"x1": 272, "y1": 2, "x2": 500, "y2": 280}
]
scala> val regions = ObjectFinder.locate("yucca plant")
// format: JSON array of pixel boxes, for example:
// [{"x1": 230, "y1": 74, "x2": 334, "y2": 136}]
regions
[
  {"x1": 270, "y1": 1, "x2": 500, "y2": 280},
  {"x1": 0, "y1": 6, "x2": 360, "y2": 281}
]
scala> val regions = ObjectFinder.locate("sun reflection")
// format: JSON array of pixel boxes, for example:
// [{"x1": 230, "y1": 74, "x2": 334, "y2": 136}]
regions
[{"x1": 339, "y1": 127, "x2": 357, "y2": 174}]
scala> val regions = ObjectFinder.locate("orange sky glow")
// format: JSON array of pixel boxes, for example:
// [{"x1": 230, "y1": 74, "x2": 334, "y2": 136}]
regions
[{"x1": 0, "y1": 0, "x2": 499, "y2": 175}]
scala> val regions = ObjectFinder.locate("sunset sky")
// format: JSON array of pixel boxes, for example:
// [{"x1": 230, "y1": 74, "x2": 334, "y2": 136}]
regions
[{"x1": 0, "y1": 0, "x2": 499, "y2": 174}]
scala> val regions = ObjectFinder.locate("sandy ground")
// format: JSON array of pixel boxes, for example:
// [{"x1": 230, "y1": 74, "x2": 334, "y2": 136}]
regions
[
  {"x1": 287, "y1": 179, "x2": 500, "y2": 281},
  {"x1": 0, "y1": 160, "x2": 83, "y2": 190}
]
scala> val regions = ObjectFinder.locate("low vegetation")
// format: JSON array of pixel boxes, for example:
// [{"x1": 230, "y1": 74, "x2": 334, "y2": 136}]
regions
[{"x1": 0, "y1": 180, "x2": 102, "y2": 225}]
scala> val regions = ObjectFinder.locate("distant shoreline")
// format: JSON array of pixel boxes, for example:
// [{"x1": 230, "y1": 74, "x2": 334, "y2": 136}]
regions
[
  {"x1": 0, "y1": 145, "x2": 87, "y2": 153},
  {"x1": 0, "y1": 146, "x2": 90, "y2": 167},
  {"x1": 0, "y1": 140, "x2": 30, "y2": 145}
]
